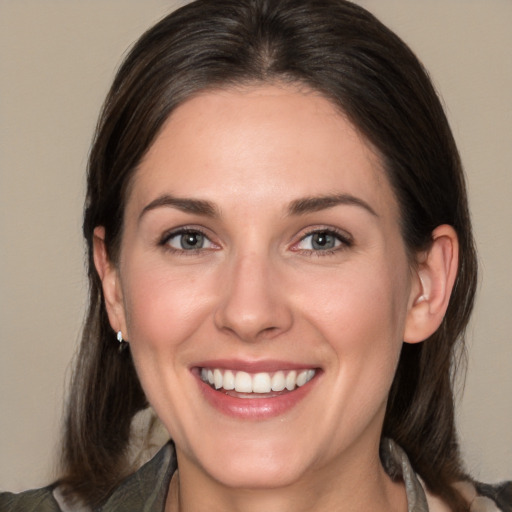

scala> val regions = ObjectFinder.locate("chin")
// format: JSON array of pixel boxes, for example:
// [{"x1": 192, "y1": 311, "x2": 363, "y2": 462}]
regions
[
  {"x1": 181, "y1": 432, "x2": 313, "y2": 489},
  {"x1": 205, "y1": 457, "x2": 306, "y2": 490}
]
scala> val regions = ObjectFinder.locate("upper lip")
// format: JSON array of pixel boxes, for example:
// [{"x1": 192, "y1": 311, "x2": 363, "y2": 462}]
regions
[{"x1": 193, "y1": 359, "x2": 320, "y2": 373}]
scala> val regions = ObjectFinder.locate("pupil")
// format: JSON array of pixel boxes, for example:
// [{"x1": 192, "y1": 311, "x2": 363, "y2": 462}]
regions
[
  {"x1": 181, "y1": 232, "x2": 203, "y2": 249},
  {"x1": 312, "y1": 232, "x2": 334, "y2": 250}
]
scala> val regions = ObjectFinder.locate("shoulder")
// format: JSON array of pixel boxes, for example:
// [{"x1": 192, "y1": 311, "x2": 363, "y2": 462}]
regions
[
  {"x1": 474, "y1": 481, "x2": 512, "y2": 512},
  {"x1": 382, "y1": 439, "x2": 512, "y2": 512},
  {"x1": 455, "y1": 480, "x2": 512, "y2": 512},
  {"x1": 0, "y1": 487, "x2": 61, "y2": 512},
  {"x1": 0, "y1": 442, "x2": 175, "y2": 512},
  {"x1": 97, "y1": 441, "x2": 175, "y2": 510}
]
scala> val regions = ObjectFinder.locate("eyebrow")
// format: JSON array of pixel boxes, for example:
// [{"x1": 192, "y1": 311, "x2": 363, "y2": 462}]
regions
[
  {"x1": 287, "y1": 194, "x2": 378, "y2": 217},
  {"x1": 138, "y1": 192, "x2": 377, "y2": 221},
  {"x1": 139, "y1": 194, "x2": 219, "y2": 221}
]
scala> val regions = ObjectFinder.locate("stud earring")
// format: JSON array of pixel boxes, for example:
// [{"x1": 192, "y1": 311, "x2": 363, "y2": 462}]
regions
[{"x1": 117, "y1": 330, "x2": 128, "y2": 352}]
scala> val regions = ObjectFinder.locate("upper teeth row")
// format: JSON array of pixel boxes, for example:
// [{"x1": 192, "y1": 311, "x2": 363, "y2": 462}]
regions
[{"x1": 200, "y1": 368, "x2": 316, "y2": 393}]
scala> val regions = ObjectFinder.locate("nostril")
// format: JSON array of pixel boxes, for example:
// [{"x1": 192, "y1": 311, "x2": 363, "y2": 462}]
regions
[{"x1": 214, "y1": 306, "x2": 292, "y2": 342}]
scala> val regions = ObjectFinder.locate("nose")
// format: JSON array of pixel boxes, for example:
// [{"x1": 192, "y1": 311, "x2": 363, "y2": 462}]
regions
[{"x1": 214, "y1": 251, "x2": 293, "y2": 342}]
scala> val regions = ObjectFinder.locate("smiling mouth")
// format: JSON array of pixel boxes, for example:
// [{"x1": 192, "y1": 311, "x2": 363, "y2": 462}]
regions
[{"x1": 199, "y1": 368, "x2": 317, "y2": 396}]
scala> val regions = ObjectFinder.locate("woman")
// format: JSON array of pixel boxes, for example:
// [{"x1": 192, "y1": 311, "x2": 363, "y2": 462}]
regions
[{"x1": 1, "y1": 0, "x2": 510, "y2": 511}]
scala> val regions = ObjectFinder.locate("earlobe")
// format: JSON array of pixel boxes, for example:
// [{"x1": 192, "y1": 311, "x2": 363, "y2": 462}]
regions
[
  {"x1": 93, "y1": 226, "x2": 127, "y2": 337},
  {"x1": 403, "y1": 225, "x2": 459, "y2": 344}
]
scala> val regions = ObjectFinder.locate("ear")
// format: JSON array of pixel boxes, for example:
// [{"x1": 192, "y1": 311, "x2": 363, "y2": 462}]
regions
[
  {"x1": 93, "y1": 226, "x2": 128, "y2": 339},
  {"x1": 403, "y1": 225, "x2": 459, "y2": 344}
]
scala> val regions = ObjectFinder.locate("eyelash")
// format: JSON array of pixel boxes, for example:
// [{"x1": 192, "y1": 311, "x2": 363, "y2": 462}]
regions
[
  {"x1": 159, "y1": 227, "x2": 216, "y2": 255},
  {"x1": 292, "y1": 228, "x2": 353, "y2": 256},
  {"x1": 158, "y1": 226, "x2": 353, "y2": 256}
]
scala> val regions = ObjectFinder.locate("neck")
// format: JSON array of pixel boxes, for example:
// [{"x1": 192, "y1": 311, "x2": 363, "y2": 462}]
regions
[{"x1": 166, "y1": 441, "x2": 407, "y2": 512}]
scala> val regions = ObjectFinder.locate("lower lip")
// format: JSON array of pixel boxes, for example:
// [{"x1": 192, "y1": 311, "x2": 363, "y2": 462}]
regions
[{"x1": 196, "y1": 372, "x2": 319, "y2": 420}]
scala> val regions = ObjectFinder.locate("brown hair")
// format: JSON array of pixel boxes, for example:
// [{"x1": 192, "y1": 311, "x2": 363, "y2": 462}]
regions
[{"x1": 59, "y1": 0, "x2": 477, "y2": 509}]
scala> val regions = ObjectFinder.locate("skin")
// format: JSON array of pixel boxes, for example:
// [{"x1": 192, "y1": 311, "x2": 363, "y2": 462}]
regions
[{"x1": 94, "y1": 84, "x2": 458, "y2": 512}]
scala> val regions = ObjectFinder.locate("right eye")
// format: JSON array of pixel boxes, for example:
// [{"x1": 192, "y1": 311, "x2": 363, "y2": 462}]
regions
[{"x1": 162, "y1": 229, "x2": 215, "y2": 252}]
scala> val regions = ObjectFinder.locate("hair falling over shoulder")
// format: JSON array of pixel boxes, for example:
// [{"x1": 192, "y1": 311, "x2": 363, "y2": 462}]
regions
[{"x1": 58, "y1": 1, "x2": 477, "y2": 510}]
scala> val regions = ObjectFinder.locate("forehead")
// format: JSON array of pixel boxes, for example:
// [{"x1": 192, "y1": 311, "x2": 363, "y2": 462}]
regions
[{"x1": 128, "y1": 84, "x2": 398, "y2": 220}]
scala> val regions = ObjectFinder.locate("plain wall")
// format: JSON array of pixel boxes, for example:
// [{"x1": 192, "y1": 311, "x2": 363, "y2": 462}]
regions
[{"x1": 1, "y1": 0, "x2": 511, "y2": 492}]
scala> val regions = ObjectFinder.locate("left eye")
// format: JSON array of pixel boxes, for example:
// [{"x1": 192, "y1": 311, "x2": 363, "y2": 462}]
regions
[
  {"x1": 295, "y1": 230, "x2": 346, "y2": 251},
  {"x1": 165, "y1": 230, "x2": 215, "y2": 251}
]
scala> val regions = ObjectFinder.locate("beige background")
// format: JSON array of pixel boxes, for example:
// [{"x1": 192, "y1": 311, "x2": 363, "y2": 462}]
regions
[{"x1": 1, "y1": 0, "x2": 510, "y2": 492}]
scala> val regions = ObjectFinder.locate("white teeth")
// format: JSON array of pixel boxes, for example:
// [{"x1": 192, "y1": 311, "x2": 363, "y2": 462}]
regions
[
  {"x1": 234, "y1": 371, "x2": 253, "y2": 393},
  {"x1": 296, "y1": 370, "x2": 308, "y2": 387},
  {"x1": 200, "y1": 368, "x2": 316, "y2": 394},
  {"x1": 252, "y1": 372, "x2": 272, "y2": 393},
  {"x1": 271, "y1": 371, "x2": 286, "y2": 391},
  {"x1": 285, "y1": 370, "x2": 297, "y2": 391},
  {"x1": 213, "y1": 369, "x2": 223, "y2": 390},
  {"x1": 223, "y1": 369, "x2": 235, "y2": 390}
]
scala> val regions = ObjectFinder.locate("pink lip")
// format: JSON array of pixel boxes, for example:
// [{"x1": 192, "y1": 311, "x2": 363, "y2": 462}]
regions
[{"x1": 192, "y1": 359, "x2": 320, "y2": 420}]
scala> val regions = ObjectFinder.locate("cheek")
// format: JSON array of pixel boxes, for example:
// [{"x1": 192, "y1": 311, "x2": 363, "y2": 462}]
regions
[
  {"x1": 118, "y1": 261, "x2": 217, "y2": 432},
  {"x1": 299, "y1": 256, "x2": 411, "y2": 398},
  {"x1": 122, "y1": 260, "x2": 213, "y2": 345},
  {"x1": 298, "y1": 261, "x2": 410, "y2": 348},
  {"x1": 300, "y1": 262, "x2": 410, "y2": 425},
  {"x1": 119, "y1": 259, "x2": 219, "y2": 402}
]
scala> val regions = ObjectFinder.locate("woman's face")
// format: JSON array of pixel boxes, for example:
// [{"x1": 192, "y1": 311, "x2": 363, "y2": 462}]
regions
[{"x1": 108, "y1": 85, "x2": 421, "y2": 489}]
